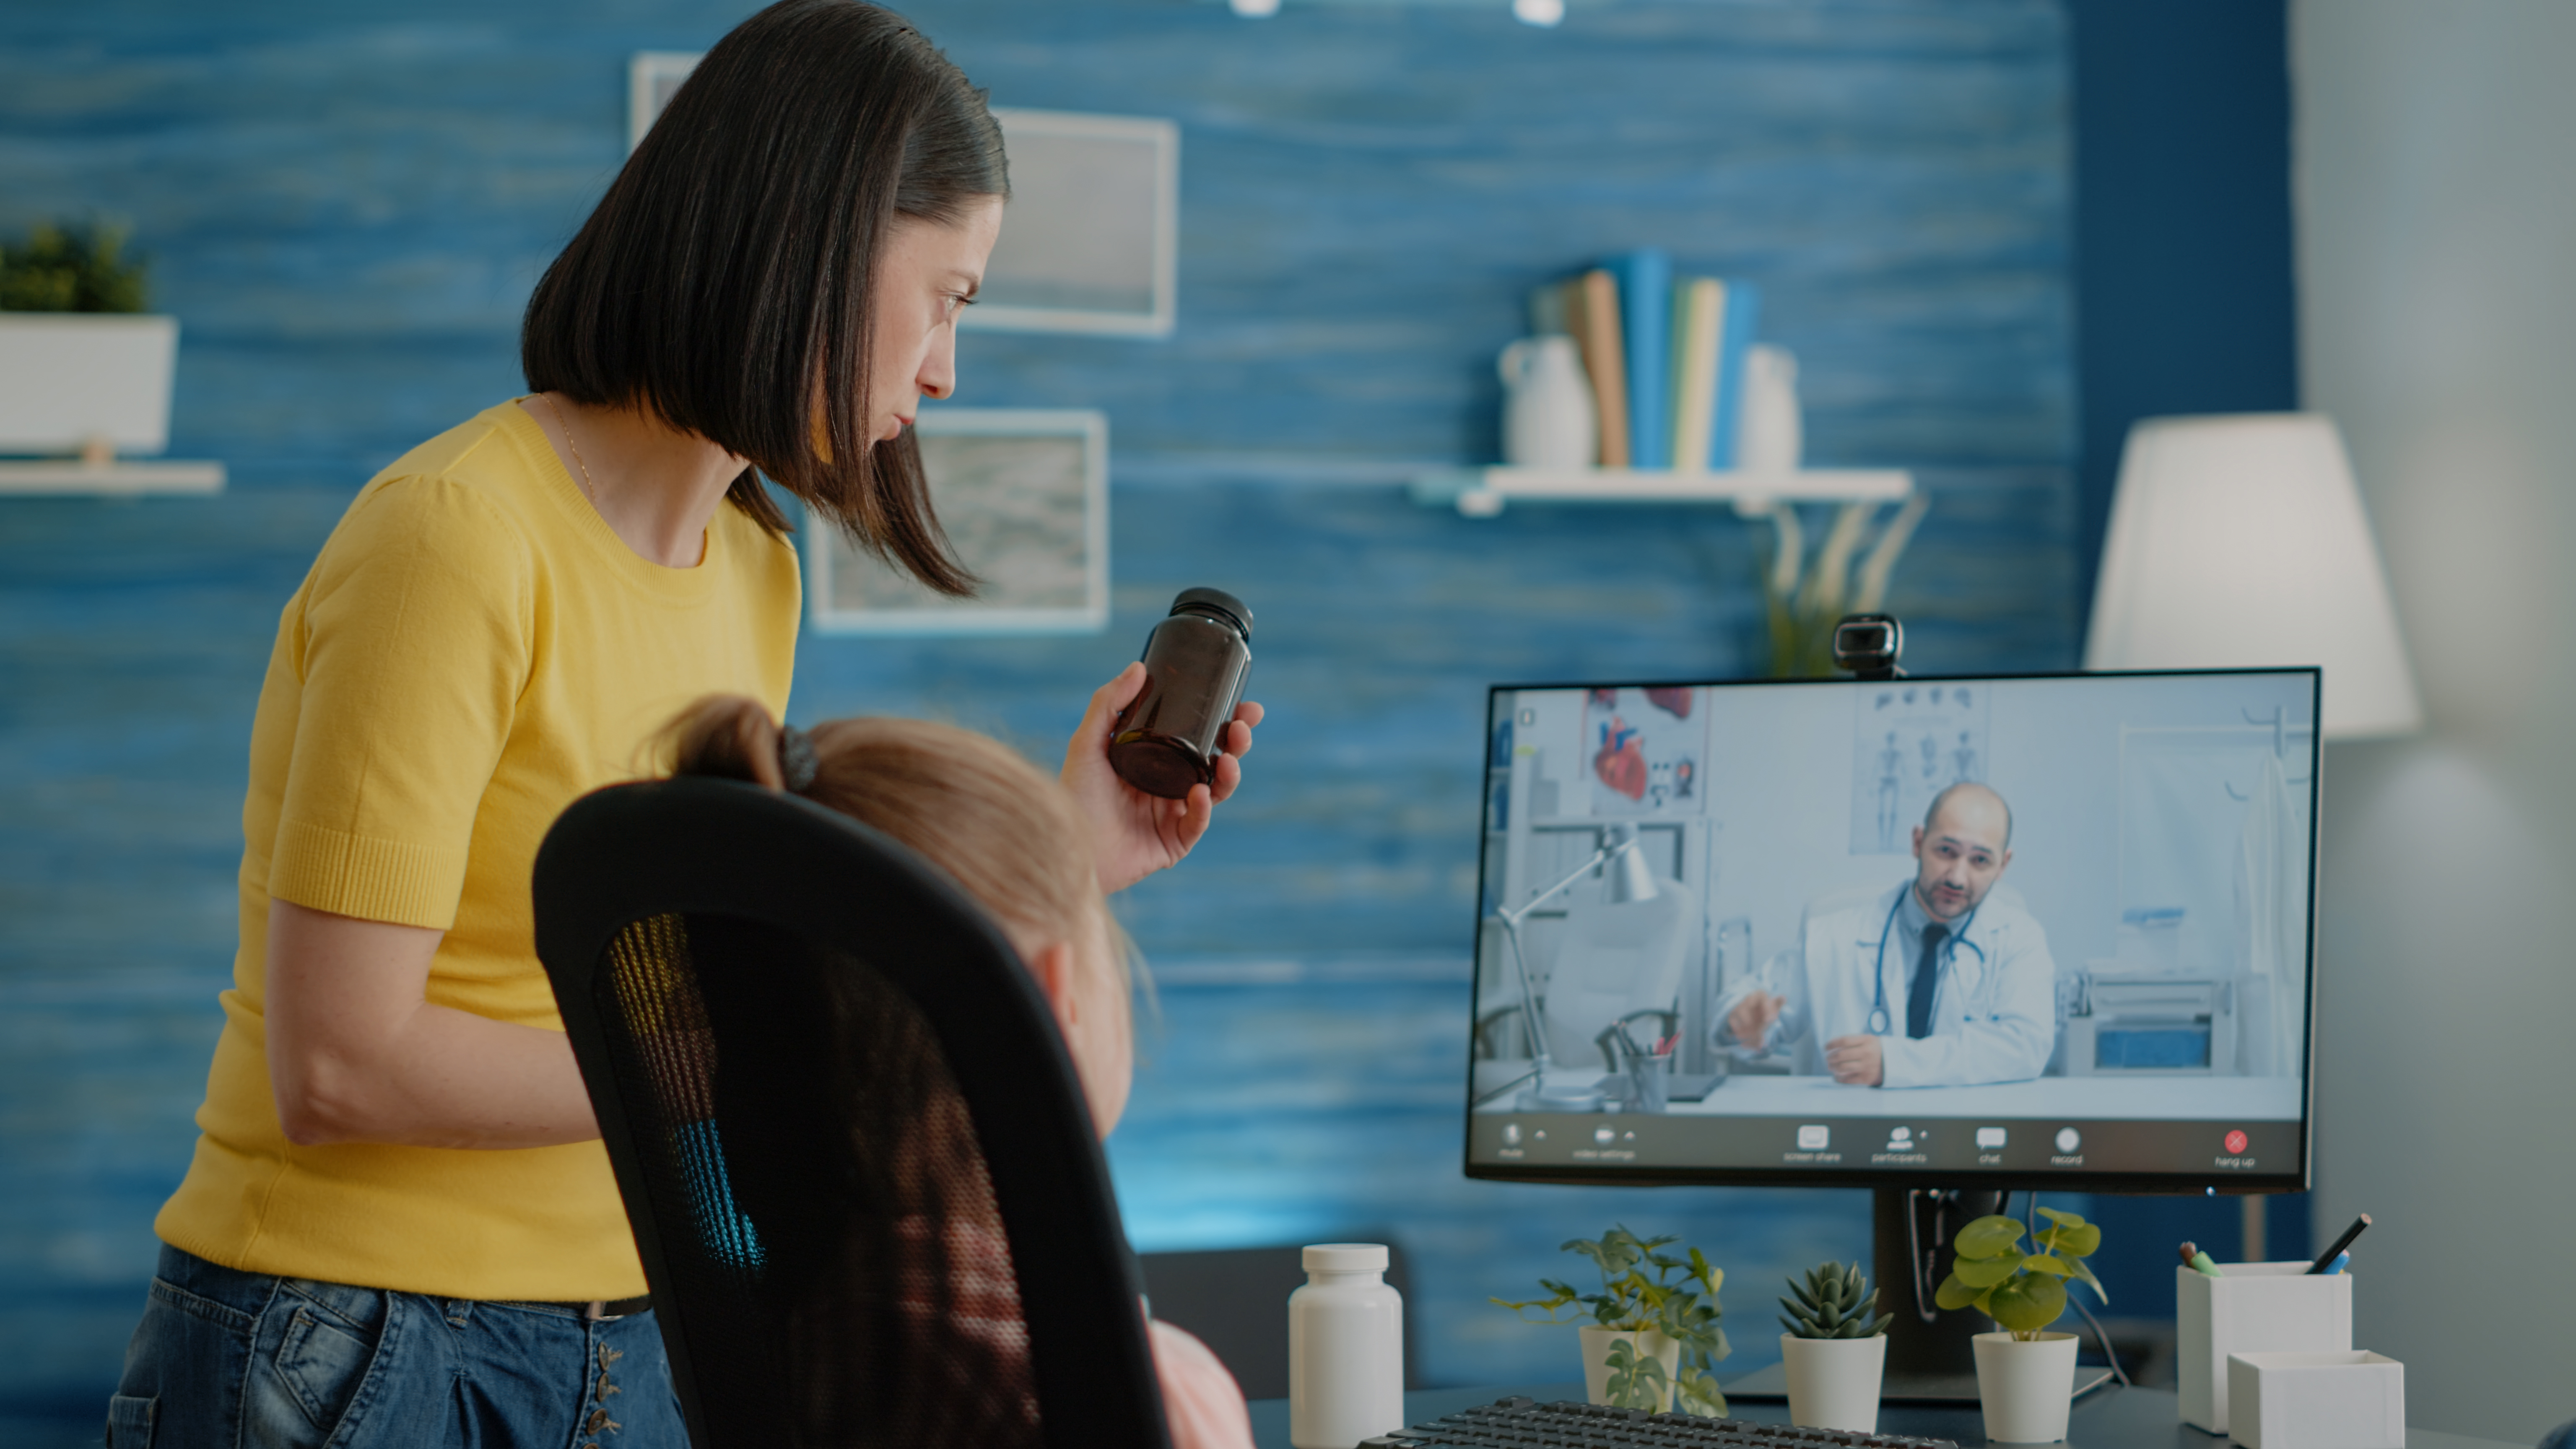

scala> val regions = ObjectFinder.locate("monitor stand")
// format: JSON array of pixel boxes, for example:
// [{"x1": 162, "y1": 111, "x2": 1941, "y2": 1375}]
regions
[{"x1": 1725, "y1": 1187, "x2": 2002, "y2": 1404}]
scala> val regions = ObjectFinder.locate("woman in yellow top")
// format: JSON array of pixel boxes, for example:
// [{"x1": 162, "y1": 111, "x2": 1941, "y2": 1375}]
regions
[{"x1": 104, "y1": 5, "x2": 1258, "y2": 1446}]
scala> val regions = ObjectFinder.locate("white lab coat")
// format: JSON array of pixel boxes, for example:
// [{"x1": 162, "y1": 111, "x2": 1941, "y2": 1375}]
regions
[{"x1": 1718, "y1": 882, "x2": 2057, "y2": 1088}]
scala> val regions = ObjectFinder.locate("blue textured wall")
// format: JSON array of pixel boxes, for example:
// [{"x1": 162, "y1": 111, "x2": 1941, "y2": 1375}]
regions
[{"x1": 1, "y1": 0, "x2": 2077, "y2": 1438}]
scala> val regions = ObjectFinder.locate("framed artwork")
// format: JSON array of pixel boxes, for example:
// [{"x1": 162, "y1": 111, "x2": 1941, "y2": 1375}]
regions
[
  {"x1": 626, "y1": 57, "x2": 1177, "y2": 336},
  {"x1": 966, "y1": 108, "x2": 1178, "y2": 337},
  {"x1": 805, "y1": 409, "x2": 1109, "y2": 636},
  {"x1": 626, "y1": 53, "x2": 702, "y2": 152}
]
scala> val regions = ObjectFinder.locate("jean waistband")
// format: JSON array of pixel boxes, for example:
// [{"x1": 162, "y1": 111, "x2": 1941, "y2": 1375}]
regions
[{"x1": 155, "y1": 1243, "x2": 649, "y2": 1320}]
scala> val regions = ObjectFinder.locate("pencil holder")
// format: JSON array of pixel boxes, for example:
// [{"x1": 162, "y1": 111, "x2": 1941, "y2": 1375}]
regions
[
  {"x1": 2226, "y1": 1350, "x2": 2405, "y2": 1449},
  {"x1": 2176, "y1": 1263, "x2": 2353, "y2": 1434}
]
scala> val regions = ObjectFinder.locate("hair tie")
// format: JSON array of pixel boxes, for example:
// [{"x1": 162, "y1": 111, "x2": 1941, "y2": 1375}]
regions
[{"x1": 777, "y1": 725, "x2": 819, "y2": 793}]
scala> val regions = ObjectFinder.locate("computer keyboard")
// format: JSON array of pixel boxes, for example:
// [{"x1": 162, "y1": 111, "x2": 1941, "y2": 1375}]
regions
[{"x1": 1358, "y1": 1397, "x2": 1959, "y2": 1449}]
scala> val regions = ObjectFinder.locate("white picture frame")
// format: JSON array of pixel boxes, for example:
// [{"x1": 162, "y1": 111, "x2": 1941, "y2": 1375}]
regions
[
  {"x1": 805, "y1": 409, "x2": 1109, "y2": 636},
  {"x1": 967, "y1": 107, "x2": 1179, "y2": 338},
  {"x1": 626, "y1": 57, "x2": 1177, "y2": 336},
  {"x1": 627, "y1": 52, "x2": 702, "y2": 153}
]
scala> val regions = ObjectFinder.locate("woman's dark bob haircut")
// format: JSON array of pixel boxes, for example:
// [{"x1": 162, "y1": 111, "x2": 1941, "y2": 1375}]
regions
[{"x1": 522, "y1": 0, "x2": 1006, "y2": 595}]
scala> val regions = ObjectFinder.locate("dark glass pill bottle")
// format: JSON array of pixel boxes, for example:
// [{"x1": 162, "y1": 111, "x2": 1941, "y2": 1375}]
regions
[{"x1": 1110, "y1": 587, "x2": 1254, "y2": 799}]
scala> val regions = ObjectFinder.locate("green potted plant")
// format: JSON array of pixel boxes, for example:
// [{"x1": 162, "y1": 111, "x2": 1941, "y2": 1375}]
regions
[
  {"x1": 1493, "y1": 1225, "x2": 1729, "y2": 1417},
  {"x1": 1777, "y1": 1260, "x2": 1893, "y2": 1432},
  {"x1": 0, "y1": 219, "x2": 177, "y2": 464},
  {"x1": 1935, "y1": 1207, "x2": 2106, "y2": 1443}
]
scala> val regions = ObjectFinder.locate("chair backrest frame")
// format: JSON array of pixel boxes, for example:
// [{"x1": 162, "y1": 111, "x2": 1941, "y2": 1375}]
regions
[{"x1": 534, "y1": 776, "x2": 1169, "y2": 1449}]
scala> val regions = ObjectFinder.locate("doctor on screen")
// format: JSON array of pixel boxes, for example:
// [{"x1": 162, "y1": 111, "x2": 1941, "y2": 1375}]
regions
[{"x1": 1716, "y1": 782, "x2": 2056, "y2": 1088}]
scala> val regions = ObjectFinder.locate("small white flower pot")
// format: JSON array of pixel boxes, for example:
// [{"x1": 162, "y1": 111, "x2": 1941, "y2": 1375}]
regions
[
  {"x1": 1578, "y1": 1325, "x2": 1681, "y2": 1412},
  {"x1": 1972, "y1": 1330, "x2": 2078, "y2": 1443},
  {"x1": 1779, "y1": 1332, "x2": 1886, "y2": 1433},
  {"x1": 0, "y1": 313, "x2": 179, "y2": 456}
]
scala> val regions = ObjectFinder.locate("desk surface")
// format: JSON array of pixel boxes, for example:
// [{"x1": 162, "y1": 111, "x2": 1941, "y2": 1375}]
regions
[{"x1": 1247, "y1": 1382, "x2": 2523, "y2": 1449}]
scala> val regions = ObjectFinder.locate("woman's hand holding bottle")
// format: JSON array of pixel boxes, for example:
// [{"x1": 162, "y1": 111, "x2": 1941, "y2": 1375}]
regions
[{"x1": 1062, "y1": 662, "x2": 1262, "y2": 894}]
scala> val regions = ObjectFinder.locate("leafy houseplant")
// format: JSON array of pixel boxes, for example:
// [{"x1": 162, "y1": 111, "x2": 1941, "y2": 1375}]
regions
[
  {"x1": 0, "y1": 221, "x2": 150, "y2": 314},
  {"x1": 1776, "y1": 1261, "x2": 1892, "y2": 1433},
  {"x1": 1755, "y1": 494, "x2": 1929, "y2": 678},
  {"x1": 0, "y1": 218, "x2": 178, "y2": 469},
  {"x1": 1938, "y1": 1208, "x2": 2107, "y2": 1444},
  {"x1": 1933, "y1": 1207, "x2": 2106, "y2": 1338},
  {"x1": 1493, "y1": 1226, "x2": 1729, "y2": 1417}
]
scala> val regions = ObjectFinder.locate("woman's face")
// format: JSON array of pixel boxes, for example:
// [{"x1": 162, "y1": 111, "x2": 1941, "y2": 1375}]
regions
[{"x1": 867, "y1": 197, "x2": 1006, "y2": 444}]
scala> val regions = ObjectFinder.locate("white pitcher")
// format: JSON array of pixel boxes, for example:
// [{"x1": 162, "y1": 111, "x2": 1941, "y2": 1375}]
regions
[
  {"x1": 1737, "y1": 343, "x2": 1803, "y2": 474},
  {"x1": 1498, "y1": 335, "x2": 1596, "y2": 469}
]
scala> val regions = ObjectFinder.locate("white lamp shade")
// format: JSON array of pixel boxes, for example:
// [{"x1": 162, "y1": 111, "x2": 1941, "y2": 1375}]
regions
[{"x1": 2084, "y1": 413, "x2": 2422, "y2": 738}]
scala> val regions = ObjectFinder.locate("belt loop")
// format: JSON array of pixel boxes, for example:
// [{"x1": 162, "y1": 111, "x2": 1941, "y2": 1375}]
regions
[{"x1": 583, "y1": 1300, "x2": 608, "y2": 1322}]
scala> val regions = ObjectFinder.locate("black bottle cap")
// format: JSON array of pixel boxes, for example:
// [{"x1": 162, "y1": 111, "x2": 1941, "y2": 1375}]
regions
[{"x1": 1170, "y1": 586, "x2": 1252, "y2": 640}]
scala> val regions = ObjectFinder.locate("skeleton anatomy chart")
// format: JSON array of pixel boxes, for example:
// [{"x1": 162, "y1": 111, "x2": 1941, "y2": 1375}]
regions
[{"x1": 1850, "y1": 681, "x2": 1991, "y2": 854}]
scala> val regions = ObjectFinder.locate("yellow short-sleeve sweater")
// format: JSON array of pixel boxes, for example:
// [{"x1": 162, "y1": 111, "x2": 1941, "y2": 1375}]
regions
[{"x1": 156, "y1": 400, "x2": 800, "y2": 1301}]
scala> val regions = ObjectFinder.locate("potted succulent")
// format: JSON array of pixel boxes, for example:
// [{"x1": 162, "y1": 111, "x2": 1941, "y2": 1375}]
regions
[
  {"x1": 0, "y1": 220, "x2": 177, "y2": 462},
  {"x1": 1935, "y1": 1207, "x2": 2106, "y2": 1444},
  {"x1": 1493, "y1": 1225, "x2": 1729, "y2": 1417},
  {"x1": 1776, "y1": 1260, "x2": 1893, "y2": 1431}
]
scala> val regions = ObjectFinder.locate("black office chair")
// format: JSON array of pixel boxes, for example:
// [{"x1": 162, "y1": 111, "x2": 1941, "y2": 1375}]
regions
[{"x1": 532, "y1": 777, "x2": 1171, "y2": 1449}]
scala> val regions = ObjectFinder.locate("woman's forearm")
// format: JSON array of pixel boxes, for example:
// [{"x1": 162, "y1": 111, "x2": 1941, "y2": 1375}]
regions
[
  {"x1": 285, "y1": 999, "x2": 600, "y2": 1149},
  {"x1": 266, "y1": 898, "x2": 600, "y2": 1150}
]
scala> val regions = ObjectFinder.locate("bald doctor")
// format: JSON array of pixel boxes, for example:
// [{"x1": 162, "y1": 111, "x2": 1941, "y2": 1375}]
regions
[{"x1": 1717, "y1": 782, "x2": 2056, "y2": 1088}]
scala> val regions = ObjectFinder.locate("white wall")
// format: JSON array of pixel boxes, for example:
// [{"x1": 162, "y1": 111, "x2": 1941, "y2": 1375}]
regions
[{"x1": 2295, "y1": 3, "x2": 2576, "y2": 1440}]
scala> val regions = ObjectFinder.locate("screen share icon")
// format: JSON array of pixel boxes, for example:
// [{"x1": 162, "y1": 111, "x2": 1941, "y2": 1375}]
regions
[{"x1": 1796, "y1": 1124, "x2": 1831, "y2": 1150}]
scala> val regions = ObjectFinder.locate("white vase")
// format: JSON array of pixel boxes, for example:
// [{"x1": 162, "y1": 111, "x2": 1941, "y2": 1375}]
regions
[
  {"x1": 1498, "y1": 335, "x2": 1597, "y2": 469},
  {"x1": 1972, "y1": 1330, "x2": 2079, "y2": 1443},
  {"x1": 1577, "y1": 1325, "x2": 1682, "y2": 1412},
  {"x1": 0, "y1": 313, "x2": 179, "y2": 457},
  {"x1": 1779, "y1": 1332, "x2": 1886, "y2": 1432},
  {"x1": 1735, "y1": 343, "x2": 1802, "y2": 474}
]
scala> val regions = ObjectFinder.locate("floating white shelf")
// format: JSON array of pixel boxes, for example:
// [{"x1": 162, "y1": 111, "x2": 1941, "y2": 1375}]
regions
[
  {"x1": 1410, "y1": 465, "x2": 1912, "y2": 518},
  {"x1": 0, "y1": 459, "x2": 226, "y2": 496}
]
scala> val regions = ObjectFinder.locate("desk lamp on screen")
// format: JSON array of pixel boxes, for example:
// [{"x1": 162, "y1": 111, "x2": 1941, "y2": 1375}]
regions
[{"x1": 1463, "y1": 619, "x2": 2327, "y2": 1401}]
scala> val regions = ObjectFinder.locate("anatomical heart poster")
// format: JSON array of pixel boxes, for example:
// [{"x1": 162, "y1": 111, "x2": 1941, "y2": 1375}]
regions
[{"x1": 1581, "y1": 686, "x2": 1709, "y2": 818}]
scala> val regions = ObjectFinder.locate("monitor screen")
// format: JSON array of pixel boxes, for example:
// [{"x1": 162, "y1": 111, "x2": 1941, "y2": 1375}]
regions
[{"x1": 1463, "y1": 669, "x2": 2319, "y2": 1192}]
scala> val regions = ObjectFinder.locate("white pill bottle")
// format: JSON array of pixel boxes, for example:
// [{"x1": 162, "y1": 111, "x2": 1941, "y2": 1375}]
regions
[{"x1": 1288, "y1": 1242, "x2": 1405, "y2": 1449}]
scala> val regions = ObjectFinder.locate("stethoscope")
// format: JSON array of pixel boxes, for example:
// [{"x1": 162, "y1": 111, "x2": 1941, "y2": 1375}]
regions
[{"x1": 1864, "y1": 890, "x2": 1987, "y2": 1036}]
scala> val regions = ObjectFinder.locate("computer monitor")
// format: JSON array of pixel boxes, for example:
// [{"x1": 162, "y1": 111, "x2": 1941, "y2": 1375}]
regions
[{"x1": 1463, "y1": 668, "x2": 2319, "y2": 1196}]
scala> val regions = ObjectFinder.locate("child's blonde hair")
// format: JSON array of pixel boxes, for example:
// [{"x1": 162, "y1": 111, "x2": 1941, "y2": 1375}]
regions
[{"x1": 660, "y1": 695, "x2": 1104, "y2": 970}]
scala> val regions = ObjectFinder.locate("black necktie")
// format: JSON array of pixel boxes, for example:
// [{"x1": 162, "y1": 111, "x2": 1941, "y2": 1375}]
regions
[{"x1": 1907, "y1": 922, "x2": 1948, "y2": 1040}]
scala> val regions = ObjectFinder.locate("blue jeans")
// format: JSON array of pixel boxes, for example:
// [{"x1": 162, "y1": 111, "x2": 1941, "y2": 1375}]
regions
[{"x1": 106, "y1": 1243, "x2": 685, "y2": 1448}]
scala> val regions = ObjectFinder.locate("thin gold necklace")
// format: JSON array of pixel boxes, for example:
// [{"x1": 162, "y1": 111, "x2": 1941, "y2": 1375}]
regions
[{"x1": 538, "y1": 393, "x2": 600, "y2": 505}]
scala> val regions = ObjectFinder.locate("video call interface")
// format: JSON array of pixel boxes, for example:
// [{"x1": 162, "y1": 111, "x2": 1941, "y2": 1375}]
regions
[{"x1": 1465, "y1": 670, "x2": 2319, "y2": 1183}]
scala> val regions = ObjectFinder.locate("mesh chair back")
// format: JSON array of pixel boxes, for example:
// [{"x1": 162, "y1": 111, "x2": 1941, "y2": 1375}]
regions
[{"x1": 534, "y1": 778, "x2": 1169, "y2": 1449}]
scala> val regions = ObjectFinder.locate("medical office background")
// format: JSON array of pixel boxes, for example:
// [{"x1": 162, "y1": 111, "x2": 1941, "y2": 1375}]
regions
[{"x1": 3, "y1": 0, "x2": 2571, "y2": 1444}]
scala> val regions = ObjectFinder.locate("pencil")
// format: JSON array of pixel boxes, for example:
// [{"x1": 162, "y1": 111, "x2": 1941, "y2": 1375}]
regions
[{"x1": 2308, "y1": 1213, "x2": 2371, "y2": 1274}]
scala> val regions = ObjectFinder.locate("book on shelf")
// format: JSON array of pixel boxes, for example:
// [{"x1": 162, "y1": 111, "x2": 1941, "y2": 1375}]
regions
[
  {"x1": 1610, "y1": 249, "x2": 1672, "y2": 469},
  {"x1": 1706, "y1": 279, "x2": 1762, "y2": 468},
  {"x1": 1564, "y1": 269, "x2": 1630, "y2": 468},
  {"x1": 1668, "y1": 277, "x2": 1723, "y2": 473}
]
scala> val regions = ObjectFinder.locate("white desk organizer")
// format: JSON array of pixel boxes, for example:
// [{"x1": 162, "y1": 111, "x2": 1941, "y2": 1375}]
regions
[
  {"x1": 2226, "y1": 1350, "x2": 2405, "y2": 1449},
  {"x1": 2176, "y1": 1262, "x2": 2352, "y2": 1434}
]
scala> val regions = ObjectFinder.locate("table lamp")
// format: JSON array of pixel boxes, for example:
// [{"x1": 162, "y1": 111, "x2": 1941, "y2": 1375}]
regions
[
  {"x1": 2083, "y1": 413, "x2": 2422, "y2": 738},
  {"x1": 1486, "y1": 822, "x2": 1661, "y2": 1113}
]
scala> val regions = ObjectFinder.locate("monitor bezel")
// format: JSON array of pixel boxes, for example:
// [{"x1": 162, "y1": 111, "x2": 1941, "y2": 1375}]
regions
[{"x1": 1458, "y1": 666, "x2": 2322, "y2": 1195}]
